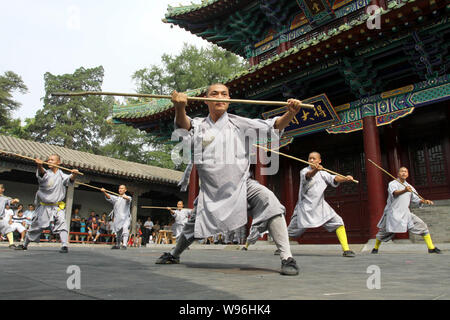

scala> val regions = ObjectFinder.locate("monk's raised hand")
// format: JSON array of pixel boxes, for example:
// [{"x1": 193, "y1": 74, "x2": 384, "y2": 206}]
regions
[
  {"x1": 286, "y1": 98, "x2": 302, "y2": 115},
  {"x1": 171, "y1": 90, "x2": 188, "y2": 109}
]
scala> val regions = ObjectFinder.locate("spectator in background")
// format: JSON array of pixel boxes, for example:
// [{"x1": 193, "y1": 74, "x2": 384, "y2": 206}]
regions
[
  {"x1": 71, "y1": 208, "x2": 82, "y2": 243},
  {"x1": 143, "y1": 217, "x2": 154, "y2": 244},
  {"x1": 98, "y1": 213, "x2": 108, "y2": 242},
  {"x1": 86, "y1": 211, "x2": 96, "y2": 225},
  {"x1": 14, "y1": 203, "x2": 24, "y2": 216},
  {"x1": 153, "y1": 220, "x2": 161, "y2": 240},
  {"x1": 10, "y1": 209, "x2": 27, "y2": 243},
  {"x1": 87, "y1": 217, "x2": 99, "y2": 243},
  {"x1": 79, "y1": 218, "x2": 87, "y2": 243},
  {"x1": 23, "y1": 204, "x2": 35, "y2": 230}
]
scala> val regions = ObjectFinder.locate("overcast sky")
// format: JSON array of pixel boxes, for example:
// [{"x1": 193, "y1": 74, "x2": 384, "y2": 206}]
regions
[{"x1": 0, "y1": 0, "x2": 209, "y2": 121}]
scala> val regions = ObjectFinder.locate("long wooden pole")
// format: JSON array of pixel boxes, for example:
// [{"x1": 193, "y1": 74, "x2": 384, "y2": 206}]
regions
[
  {"x1": 51, "y1": 91, "x2": 316, "y2": 109},
  {"x1": 367, "y1": 159, "x2": 425, "y2": 200},
  {"x1": 0, "y1": 149, "x2": 84, "y2": 176},
  {"x1": 74, "y1": 182, "x2": 120, "y2": 196},
  {"x1": 254, "y1": 144, "x2": 359, "y2": 184},
  {"x1": 141, "y1": 206, "x2": 179, "y2": 210}
]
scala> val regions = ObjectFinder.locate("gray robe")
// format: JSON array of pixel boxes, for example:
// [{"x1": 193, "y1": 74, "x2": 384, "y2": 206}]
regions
[
  {"x1": 106, "y1": 195, "x2": 132, "y2": 233},
  {"x1": 290, "y1": 167, "x2": 340, "y2": 229},
  {"x1": 176, "y1": 112, "x2": 283, "y2": 238},
  {"x1": 377, "y1": 180, "x2": 423, "y2": 233},
  {"x1": 0, "y1": 197, "x2": 14, "y2": 234},
  {"x1": 172, "y1": 209, "x2": 190, "y2": 237},
  {"x1": 27, "y1": 169, "x2": 72, "y2": 242}
]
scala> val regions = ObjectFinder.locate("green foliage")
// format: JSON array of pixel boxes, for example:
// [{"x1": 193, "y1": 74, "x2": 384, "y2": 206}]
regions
[
  {"x1": 133, "y1": 43, "x2": 248, "y2": 94},
  {"x1": 26, "y1": 66, "x2": 111, "y2": 152},
  {"x1": 0, "y1": 71, "x2": 28, "y2": 130}
]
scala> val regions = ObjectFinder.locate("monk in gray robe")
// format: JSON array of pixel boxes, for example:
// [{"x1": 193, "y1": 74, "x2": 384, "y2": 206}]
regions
[
  {"x1": 156, "y1": 83, "x2": 304, "y2": 276},
  {"x1": 167, "y1": 200, "x2": 191, "y2": 241},
  {"x1": 102, "y1": 185, "x2": 132, "y2": 250},
  {"x1": 16, "y1": 155, "x2": 79, "y2": 253},
  {"x1": 287, "y1": 152, "x2": 356, "y2": 257},
  {"x1": 372, "y1": 167, "x2": 440, "y2": 254},
  {"x1": 0, "y1": 184, "x2": 20, "y2": 249}
]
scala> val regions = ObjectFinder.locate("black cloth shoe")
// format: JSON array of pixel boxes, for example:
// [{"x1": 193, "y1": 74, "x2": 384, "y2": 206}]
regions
[
  {"x1": 343, "y1": 250, "x2": 356, "y2": 257},
  {"x1": 8, "y1": 244, "x2": 16, "y2": 249},
  {"x1": 274, "y1": 249, "x2": 281, "y2": 255},
  {"x1": 371, "y1": 248, "x2": 378, "y2": 254},
  {"x1": 111, "y1": 245, "x2": 120, "y2": 250},
  {"x1": 59, "y1": 246, "x2": 68, "y2": 253},
  {"x1": 428, "y1": 247, "x2": 442, "y2": 254},
  {"x1": 281, "y1": 257, "x2": 299, "y2": 276},
  {"x1": 120, "y1": 245, "x2": 127, "y2": 250},
  {"x1": 155, "y1": 252, "x2": 180, "y2": 264},
  {"x1": 241, "y1": 247, "x2": 248, "y2": 251},
  {"x1": 15, "y1": 244, "x2": 27, "y2": 250}
]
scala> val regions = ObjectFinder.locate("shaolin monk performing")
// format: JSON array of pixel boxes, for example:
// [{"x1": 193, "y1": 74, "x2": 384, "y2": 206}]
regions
[{"x1": 155, "y1": 83, "x2": 305, "y2": 276}]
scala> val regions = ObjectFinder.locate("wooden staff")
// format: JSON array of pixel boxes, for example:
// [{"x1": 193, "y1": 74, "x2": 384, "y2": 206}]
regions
[
  {"x1": 254, "y1": 144, "x2": 359, "y2": 184},
  {"x1": 51, "y1": 91, "x2": 316, "y2": 109},
  {"x1": 367, "y1": 159, "x2": 425, "y2": 201},
  {"x1": 74, "y1": 182, "x2": 120, "y2": 196},
  {"x1": 0, "y1": 149, "x2": 84, "y2": 176},
  {"x1": 141, "y1": 206, "x2": 179, "y2": 210}
]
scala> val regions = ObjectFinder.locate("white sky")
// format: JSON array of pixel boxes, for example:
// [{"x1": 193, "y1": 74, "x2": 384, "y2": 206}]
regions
[{"x1": 0, "y1": 0, "x2": 209, "y2": 121}]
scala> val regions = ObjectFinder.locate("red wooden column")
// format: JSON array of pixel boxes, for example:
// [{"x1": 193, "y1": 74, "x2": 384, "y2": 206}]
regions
[
  {"x1": 188, "y1": 165, "x2": 199, "y2": 209},
  {"x1": 385, "y1": 124, "x2": 401, "y2": 174},
  {"x1": 281, "y1": 148, "x2": 295, "y2": 226},
  {"x1": 362, "y1": 106, "x2": 386, "y2": 239}
]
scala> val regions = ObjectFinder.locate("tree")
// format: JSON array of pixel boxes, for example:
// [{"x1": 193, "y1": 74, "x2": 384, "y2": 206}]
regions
[
  {"x1": 26, "y1": 66, "x2": 111, "y2": 153},
  {"x1": 0, "y1": 71, "x2": 28, "y2": 129},
  {"x1": 132, "y1": 43, "x2": 248, "y2": 94}
]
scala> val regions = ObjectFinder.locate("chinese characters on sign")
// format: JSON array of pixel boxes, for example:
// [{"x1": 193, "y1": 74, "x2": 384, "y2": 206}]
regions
[{"x1": 262, "y1": 93, "x2": 340, "y2": 138}]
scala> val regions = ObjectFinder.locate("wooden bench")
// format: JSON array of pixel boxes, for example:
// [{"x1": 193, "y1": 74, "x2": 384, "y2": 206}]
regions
[{"x1": 156, "y1": 230, "x2": 176, "y2": 244}]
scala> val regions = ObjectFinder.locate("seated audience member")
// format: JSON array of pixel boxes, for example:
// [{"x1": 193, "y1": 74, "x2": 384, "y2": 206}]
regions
[
  {"x1": 71, "y1": 208, "x2": 82, "y2": 242},
  {"x1": 23, "y1": 204, "x2": 35, "y2": 230},
  {"x1": 87, "y1": 217, "x2": 99, "y2": 243}
]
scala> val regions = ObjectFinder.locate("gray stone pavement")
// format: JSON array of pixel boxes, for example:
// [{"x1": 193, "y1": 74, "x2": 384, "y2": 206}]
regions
[{"x1": 0, "y1": 241, "x2": 449, "y2": 300}]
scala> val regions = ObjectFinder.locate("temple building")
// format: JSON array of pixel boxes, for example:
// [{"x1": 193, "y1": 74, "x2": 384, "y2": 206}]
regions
[{"x1": 112, "y1": 0, "x2": 450, "y2": 244}]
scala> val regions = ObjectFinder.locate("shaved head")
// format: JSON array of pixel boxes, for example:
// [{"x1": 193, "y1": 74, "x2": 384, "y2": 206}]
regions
[{"x1": 309, "y1": 151, "x2": 321, "y2": 159}]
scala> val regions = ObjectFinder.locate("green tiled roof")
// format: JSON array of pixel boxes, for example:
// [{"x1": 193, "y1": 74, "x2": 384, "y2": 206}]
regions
[
  {"x1": 165, "y1": 0, "x2": 223, "y2": 18},
  {"x1": 113, "y1": 87, "x2": 207, "y2": 119}
]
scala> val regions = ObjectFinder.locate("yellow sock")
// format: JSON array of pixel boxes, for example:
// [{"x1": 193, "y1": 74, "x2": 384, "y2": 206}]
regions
[
  {"x1": 422, "y1": 234, "x2": 435, "y2": 250},
  {"x1": 245, "y1": 242, "x2": 249, "y2": 249},
  {"x1": 374, "y1": 239, "x2": 381, "y2": 250},
  {"x1": 336, "y1": 226, "x2": 350, "y2": 251},
  {"x1": 6, "y1": 232, "x2": 14, "y2": 245}
]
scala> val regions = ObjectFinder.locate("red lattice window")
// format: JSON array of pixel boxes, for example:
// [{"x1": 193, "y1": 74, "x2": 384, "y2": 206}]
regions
[{"x1": 409, "y1": 138, "x2": 448, "y2": 187}]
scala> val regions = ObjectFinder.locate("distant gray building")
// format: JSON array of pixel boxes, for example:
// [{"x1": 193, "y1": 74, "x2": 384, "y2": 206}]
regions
[{"x1": 0, "y1": 135, "x2": 185, "y2": 234}]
